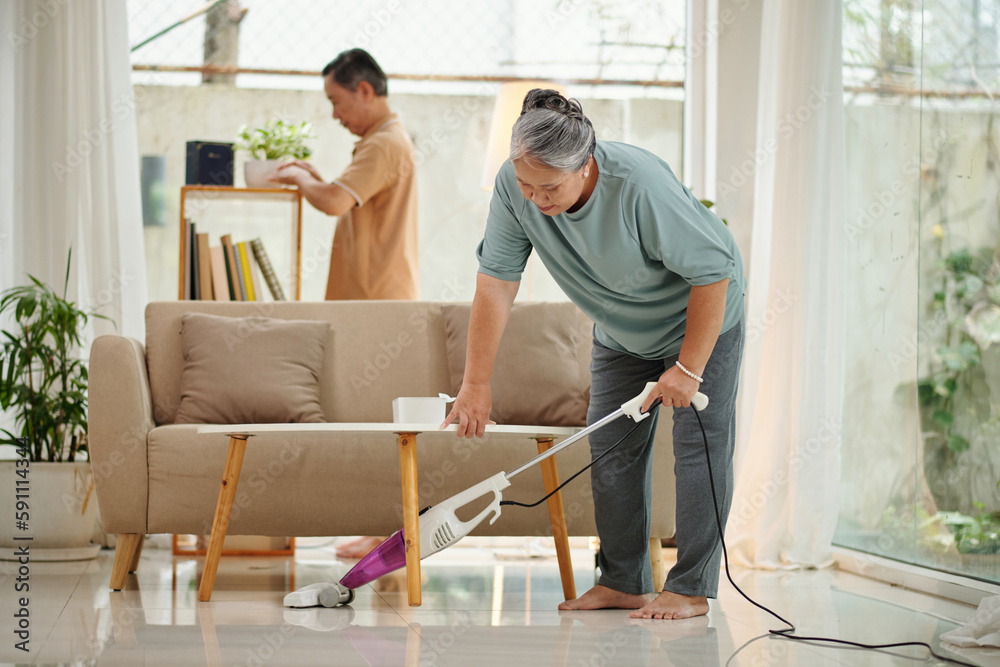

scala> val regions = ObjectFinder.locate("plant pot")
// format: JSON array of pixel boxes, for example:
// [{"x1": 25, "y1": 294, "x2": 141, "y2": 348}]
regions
[
  {"x1": 244, "y1": 159, "x2": 285, "y2": 188},
  {"x1": 0, "y1": 461, "x2": 100, "y2": 559}
]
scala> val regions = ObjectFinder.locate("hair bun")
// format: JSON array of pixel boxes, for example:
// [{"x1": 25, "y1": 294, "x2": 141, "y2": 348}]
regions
[{"x1": 521, "y1": 88, "x2": 585, "y2": 120}]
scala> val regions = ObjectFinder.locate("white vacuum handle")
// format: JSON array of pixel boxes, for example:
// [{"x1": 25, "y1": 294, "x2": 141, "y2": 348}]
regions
[
  {"x1": 418, "y1": 472, "x2": 511, "y2": 558},
  {"x1": 621, "y1": 381, "x2": 709, "y2": 421}
]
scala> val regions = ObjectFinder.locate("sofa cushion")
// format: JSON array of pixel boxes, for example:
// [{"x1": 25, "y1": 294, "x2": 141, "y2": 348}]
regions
[
  {"x1": 173, "y1": 313, "x2": 329, "y2": 424},
  {"x1": 441, "y1": 302, "x2": 590, "y2": 427}
]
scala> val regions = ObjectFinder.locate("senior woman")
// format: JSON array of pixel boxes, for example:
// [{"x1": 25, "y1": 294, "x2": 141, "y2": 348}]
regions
[{"x1": 443, "y1": 89, "x2": 746, "y2": 620}]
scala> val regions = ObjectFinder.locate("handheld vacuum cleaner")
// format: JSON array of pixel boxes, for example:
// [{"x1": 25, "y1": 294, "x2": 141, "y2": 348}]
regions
[{"x1": 284, "y1": 382, "x2": 707, "y2": 608}]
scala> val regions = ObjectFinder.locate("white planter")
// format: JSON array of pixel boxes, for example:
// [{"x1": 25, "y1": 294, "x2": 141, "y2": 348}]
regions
[
  {"x1": 0, "y1": 461, "x2": 99, "y2": 557},
  {"x1": 244, "y1": 159, "x2": 285, "y2": 188}
]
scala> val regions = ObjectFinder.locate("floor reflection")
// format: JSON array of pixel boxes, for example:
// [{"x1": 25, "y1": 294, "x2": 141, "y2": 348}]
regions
[{"x1": 0, "y1": 538, "x2": 991, "y2": 666}]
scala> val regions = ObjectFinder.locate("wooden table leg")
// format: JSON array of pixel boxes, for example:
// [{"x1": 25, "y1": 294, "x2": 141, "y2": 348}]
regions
[
  {"x1": 397, "y1": 432, "x2": 421, "y2": 607},
  {"x1": 536, "y1": 437, "x2": 577, "y2": 601},
  {"x1": 198, "y1": 434, "x2": 250, "y2": 602}
]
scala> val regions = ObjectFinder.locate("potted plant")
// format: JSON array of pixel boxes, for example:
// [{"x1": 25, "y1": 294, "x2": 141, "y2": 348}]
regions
[
  {"x1": 0, "y1": 250, "x2": 111, "y2": 557},
  {"x1": 236, "y1": 119, "x2": 316, "y2": 188}
]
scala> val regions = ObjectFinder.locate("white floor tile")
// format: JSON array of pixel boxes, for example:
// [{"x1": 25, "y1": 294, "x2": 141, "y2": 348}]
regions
[{"x1": 0, "y1": 541, "x2": 995, "y2": 666}]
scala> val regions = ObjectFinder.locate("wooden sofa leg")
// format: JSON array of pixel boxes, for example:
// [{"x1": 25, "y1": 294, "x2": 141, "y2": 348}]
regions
[
  {"x1": 111, "y1": 534, "x2": 143, "y2": 590},
  {"x1": 650, "y1": 537, "x2": 667, "y2": 592},
  {"x1": 128, "y1": 535, "x2": 144, "y2": 573}
]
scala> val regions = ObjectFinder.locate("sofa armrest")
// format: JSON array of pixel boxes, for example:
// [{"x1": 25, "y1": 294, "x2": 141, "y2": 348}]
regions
[{"x1": 88, "y1": 334, "x2": 153, "y2": 535}]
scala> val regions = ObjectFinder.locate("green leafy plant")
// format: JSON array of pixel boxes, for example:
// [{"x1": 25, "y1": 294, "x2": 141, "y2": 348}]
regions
[
  {"x1": 235, "y1": 119, "x2": 315, "y2": 161},
  {"x1": 0, "y1": 250, "x2": 110, "y2": 462},
  {"x1": 938, "y1": 504, "x2": 1000, "y2": 555},
  {"x1": 916, "y1": 243, "x2": 1000, "y2": 460}
]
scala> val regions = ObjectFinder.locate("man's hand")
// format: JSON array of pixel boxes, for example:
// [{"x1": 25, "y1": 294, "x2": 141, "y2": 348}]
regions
[
  {"x1": 278, "y1": 159, "x2": 324, "y2": 181},
  {"x1": 268, "y1": 163, "x2": 312, "y2": 186},
  {"x1": 442, "y1": 381, "x2": 494, "y2": 438},
  {"x1": 641, "y1": 365, "x2": 701, "y2": 413}
]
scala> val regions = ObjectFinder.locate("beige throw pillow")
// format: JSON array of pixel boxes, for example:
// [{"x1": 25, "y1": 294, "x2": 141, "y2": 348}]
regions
[
  {"x1": 441, "y1": 302, "x2": 590, "y2": 427},
  {"x1": 173, "y1": 313, "x2": 330, "y2": 424}
]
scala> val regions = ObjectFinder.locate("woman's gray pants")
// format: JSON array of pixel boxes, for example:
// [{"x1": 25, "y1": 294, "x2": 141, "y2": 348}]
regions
[{"x1": 587, "y1": 317, "x2": 744, "y2": 598}]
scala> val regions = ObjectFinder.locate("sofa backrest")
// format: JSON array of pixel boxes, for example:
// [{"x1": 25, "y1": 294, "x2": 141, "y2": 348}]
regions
[{"x1": 144, "y1": 300, "x2": 592, "y2": 426}]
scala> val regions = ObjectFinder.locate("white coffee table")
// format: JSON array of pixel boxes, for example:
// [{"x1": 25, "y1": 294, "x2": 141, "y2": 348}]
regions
[{"x1": 195, "y1": 422, "x2": 581, "y2": 606}]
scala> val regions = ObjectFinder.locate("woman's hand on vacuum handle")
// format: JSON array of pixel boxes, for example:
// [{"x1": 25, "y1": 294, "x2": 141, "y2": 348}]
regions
[
  {"x1": 443, "y1": 381, "x2": 493, "y2": 438},
  {"x1": 641, "y1": 366, "x2": 701, "y2": 413}
]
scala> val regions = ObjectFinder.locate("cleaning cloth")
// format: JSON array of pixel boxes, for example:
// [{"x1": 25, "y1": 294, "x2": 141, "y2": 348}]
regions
[{"x1": 941, "y1": 595, "x2": 1000, "y2": 648}]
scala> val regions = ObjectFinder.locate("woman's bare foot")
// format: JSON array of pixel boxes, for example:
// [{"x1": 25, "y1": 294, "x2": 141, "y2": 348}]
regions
[
  {"x1": 335, "y1": 536, "x2": 385, "y2": 559},
  {"x1": 629, "y1": 591, "x2": 709, "y2": 620},
  {"x1": 558, "y1": 585, "x2": 651, "y2": 611}
]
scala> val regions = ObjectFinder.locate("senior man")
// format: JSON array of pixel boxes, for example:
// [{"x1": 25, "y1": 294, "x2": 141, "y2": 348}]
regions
[{"x1": 271, "y1": 48, "x2": 419, "y2": 301}]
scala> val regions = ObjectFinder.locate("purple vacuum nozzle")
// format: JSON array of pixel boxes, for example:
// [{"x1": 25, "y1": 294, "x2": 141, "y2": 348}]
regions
[{"x1": 338, "y1": 529, "x2": 408, "y2": 590}]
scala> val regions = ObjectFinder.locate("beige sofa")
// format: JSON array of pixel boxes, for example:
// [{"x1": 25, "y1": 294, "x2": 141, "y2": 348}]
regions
[{"x1": 88, "y1": 300, "x2": 676, "y2": 597}]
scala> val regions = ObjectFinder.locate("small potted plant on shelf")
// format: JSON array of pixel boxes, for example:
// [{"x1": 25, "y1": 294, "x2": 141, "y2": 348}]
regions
[
  {"x1": 0, "y1": 249, "x2": 112, "y2": 557},
  {"x1": 236, "y1": 119, "x2": 316, "y2": 188}
]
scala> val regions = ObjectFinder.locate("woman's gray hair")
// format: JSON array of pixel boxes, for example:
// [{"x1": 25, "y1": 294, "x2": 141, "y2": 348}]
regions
[{"x1": 509, "y1": 89, "x2": 596, "y2": 172}]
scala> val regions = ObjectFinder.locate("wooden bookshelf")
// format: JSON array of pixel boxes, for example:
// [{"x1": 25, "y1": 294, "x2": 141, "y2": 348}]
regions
[{"x1": 178, "y1": 186, "x2": 303, "y2": 300}]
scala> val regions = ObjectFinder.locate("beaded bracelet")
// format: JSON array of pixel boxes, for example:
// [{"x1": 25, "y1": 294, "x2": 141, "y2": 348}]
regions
[{"x1": 675, "y1": 360, "x2": 704, "y2": 384}]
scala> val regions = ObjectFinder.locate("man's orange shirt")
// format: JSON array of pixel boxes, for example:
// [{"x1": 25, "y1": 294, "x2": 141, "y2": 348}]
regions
[{"x1": 327, "y1": 113, "x2": 419, "y2": 300}]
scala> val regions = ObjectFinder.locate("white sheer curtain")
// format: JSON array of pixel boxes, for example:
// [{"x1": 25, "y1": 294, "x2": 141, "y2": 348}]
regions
[
  {"x1": 1, "y1": 0, "x2": 146, "y2": 341},
  {"x1": 725, "y1": 0, "x2": 847, "y2": 568}
]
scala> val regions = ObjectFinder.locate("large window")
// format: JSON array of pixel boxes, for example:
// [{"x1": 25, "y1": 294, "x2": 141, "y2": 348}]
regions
[
  {"x1": 128, "y1": 0, "x2": 686, "y2": 96},
  {"x1": 837, "y1": 0, "x2": 1000, "y2": 584},
  {"x1": 128, "y1": 1, "x2": 687, "y2": 303}
]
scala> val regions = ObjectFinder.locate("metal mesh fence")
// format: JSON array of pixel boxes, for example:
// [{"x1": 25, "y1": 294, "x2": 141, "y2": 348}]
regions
[
  {"x1": 843, "y1": 0, "x2": 1000, "y2": 96},
  {"x1": 127, "y1": 0, "x2": 686, "y2": 92}
]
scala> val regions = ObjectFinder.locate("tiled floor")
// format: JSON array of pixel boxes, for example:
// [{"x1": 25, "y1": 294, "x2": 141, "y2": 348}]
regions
[{"x1": 0, "y1": 537, "x2": 996, "y2": 666}]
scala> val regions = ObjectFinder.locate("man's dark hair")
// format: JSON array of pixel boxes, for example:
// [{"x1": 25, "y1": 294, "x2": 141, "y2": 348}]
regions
[{"x1": 322, "y1": 48, "x2": 388, "y2": 97}]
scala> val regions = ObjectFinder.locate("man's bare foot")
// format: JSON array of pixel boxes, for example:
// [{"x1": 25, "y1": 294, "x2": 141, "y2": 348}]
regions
[
  {"x1": 558, "y1": 585, "x2": 651, "y2": 611},
  {"x1": 629, "y1": 590, "x2": 709, "y2": 620},
  {"x1": 335, "y1": 536, "x2": 385, "y2": 559}
]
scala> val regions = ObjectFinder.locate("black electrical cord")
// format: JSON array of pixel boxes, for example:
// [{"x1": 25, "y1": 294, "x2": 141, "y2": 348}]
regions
[
  {"x1": 693, "y1": 407, "x2": 977, "y2": 667},
  {"x1": 499, "y1": 401, "x2": 654, "y2": 509},
  {"x1": 503, "y1": 399, "x2": 979, "y2": 667}
]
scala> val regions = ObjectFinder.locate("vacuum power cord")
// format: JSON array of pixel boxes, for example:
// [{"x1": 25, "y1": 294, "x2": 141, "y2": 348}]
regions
[
  {"x1": 501, "y1": 399, "x2": 977, "y2": 666},
  {"x1": 691, "y1": 408, "x2": 977, "y2": 667}
]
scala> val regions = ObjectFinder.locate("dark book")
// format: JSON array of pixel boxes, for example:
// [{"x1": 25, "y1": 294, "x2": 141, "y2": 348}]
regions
[
  {"x1": 185, "y1": 141, "x2": 234, "y2": 186},
  {"x1": 220, "y1": 234, "x2": 243, "y2": 301},
  {"x1": 190, "y1": 221, "x2": 200, "y2": 300},
  {"x1": 250, "y1": 238, "x2": 286, "y2": 301}
]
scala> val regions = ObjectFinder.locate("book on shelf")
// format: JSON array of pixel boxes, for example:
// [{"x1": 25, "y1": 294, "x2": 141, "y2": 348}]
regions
[
  {"x1": 232, "y1": 240, "x2": 247, "y2": 300},
  {"x1": 250, "y1": 238, "x2": 287, "y2": 301},
  {"x1": 197, "y1": 233, "x2": 214, "y2": 300},
  {"x1": 183, "y1": 231, "x2": 286, "y2": 301},
  {"x1": 236, "y1": 242, "x2": 256, "y2": 301},
  {"x1": 189, "y1": 221, "x2": 200, "y2": 300},
  {"x1": 183, "y1": 218, "x2": 193, "y2": 300},
  {"x1": 209, "y1": 245, "x2": 230, "y2": 301},
  {"x1": 247, "y1": 244, "x2": 263, "y2": 301},
  {"x1": 220, "y1": 234, "x2": 244, "y2": 301}
]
